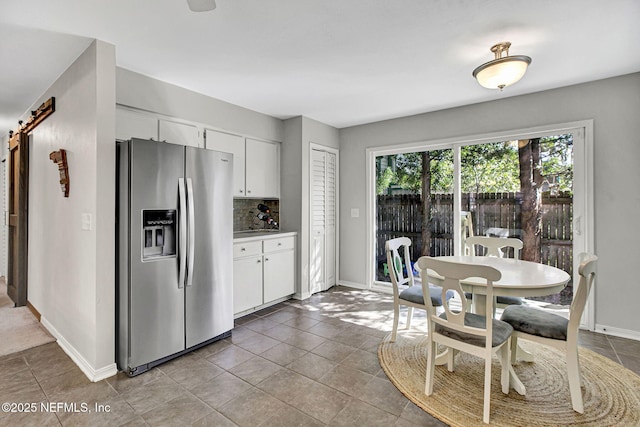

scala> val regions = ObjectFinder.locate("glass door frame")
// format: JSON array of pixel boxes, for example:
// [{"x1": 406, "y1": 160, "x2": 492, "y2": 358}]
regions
[{"x1": 366, "y1": 120, "x2": 595, "y2": 329}]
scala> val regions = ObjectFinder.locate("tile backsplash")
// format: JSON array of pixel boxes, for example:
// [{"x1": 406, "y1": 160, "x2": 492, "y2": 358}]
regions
[{"x1": 233, "y1": 199, "x2": 280, "y2": 231}]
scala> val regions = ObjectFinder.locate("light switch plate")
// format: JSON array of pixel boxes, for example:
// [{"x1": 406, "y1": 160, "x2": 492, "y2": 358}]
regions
[
  {"x1": 350, "y1": 208, "x2": 359, "y2": 218},
  {"x1": 81, "y1": 213, "x2": 92, "y2": 231}
]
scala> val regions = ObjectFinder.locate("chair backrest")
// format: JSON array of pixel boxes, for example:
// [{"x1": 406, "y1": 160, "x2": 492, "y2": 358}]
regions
[
  {"x1": 385, "y1": 237, "x2": 416, "y2": 294},
  {"x1": 465, "y1": 236, "x2": 523, "y2": 259},
  {"x1": 568, "y1": 253, "x2": 597, "y2": 331},
  {"x1": 416, "y1": 256, "x2": 502, "y2": 347}
]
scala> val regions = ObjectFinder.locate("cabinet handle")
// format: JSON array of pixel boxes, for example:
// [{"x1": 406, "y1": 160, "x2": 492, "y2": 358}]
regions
[
  {"x1": 239, "y1": 189, "x2": 243, "y2": 193},
  {"x1": 247, "y1": 190, "x2": 252, "y2": 194},
  {"x1": 257, "y1": 259, "x2": 261, "y2": 263},
  {"x1": 241, "y1": 247, "x2": 246, "y2": 251},
  {"x1": 278, "y1": 243, "x2": 282, "y2": 246},
  {"x1": 265, "y1": 258, "x2": 269, "y2": 261}
]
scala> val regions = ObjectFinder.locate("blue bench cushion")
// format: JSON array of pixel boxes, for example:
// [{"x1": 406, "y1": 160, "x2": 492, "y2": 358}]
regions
[
  {"x1": 435, "y1": 312, "x2": 513, "y2": 347},
  {"x1": 501, "y1": 305, "x2": 569, "y2": 341},
  {"x1": 399, "y1": 285, "x2": 454, "y2": 307}
]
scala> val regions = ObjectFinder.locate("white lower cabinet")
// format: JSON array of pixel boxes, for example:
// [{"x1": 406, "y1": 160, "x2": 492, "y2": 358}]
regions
[
  {"x1": 263, "y1": 250, "x2": 295, "y2": 303},
  {"x1": 233, "y1": 256, "x2": 263, "y2": 314},
  {"x1": 233, "y1": 234, "x2": 296, "y2": 315}
]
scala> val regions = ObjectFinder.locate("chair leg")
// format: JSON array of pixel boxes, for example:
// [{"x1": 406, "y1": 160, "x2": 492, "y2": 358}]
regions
[
  {"x1": 566, "y1": 346, "x2": 584, "y2": 413},
  {"x1": 510, "y1": 335, "x2": 518, "y2": 365},
  {"x1": 483, "y1": 357, "x2": 492, "y2": 424},
  {"x1": 391, "y1": 304, "x2": 400, "y2": 342},
  {"x1": 425, "y1": 339, "x2": 436, "y2": 396},
  {"x1": 500, "y1": 344, "x2": 510, "y2": 394},
  {"x1": 406, "y1": 306, "x2": 414, "y2": 330},
  {"x1": 447, "y1": 346, "x2": 455, "y2": 372}
]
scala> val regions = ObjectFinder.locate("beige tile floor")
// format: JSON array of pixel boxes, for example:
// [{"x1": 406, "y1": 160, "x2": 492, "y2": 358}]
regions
[{"x1": 1, "y1": 286, "x2": 639, "y2": 426}]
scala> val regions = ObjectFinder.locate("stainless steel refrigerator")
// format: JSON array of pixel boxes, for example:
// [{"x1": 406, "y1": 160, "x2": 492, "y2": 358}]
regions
[{"x1": 116, "y1": 138, "x2": 233, "y2": 376}]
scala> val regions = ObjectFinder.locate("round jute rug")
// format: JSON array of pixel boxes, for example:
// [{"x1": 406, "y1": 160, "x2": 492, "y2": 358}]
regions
[{"x1": 378, "y1": 332, "x2": 640, "y2": 426}]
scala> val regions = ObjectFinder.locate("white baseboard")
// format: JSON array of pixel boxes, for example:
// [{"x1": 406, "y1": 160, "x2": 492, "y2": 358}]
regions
[
  {"x1": 594, "y1": 323, "x2": 640, "y2": 341},
  {"x1": 337, "y1": 280, "x2": 367, "y2": 290},
  {"x1": 41, "y1": 316, "x2": 118, "y2": 382}
]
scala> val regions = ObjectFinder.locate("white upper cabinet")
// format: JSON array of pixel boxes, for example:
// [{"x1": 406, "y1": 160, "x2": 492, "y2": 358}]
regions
[
  {"x1": 116, "y1": 108, "x2": 158, "y2": 141},
  {"x1": 205, "y1": 129, "x2": 246, "y2": 197},
  {"x1": 159, "y1": 119, "x2": 200, "y2": 147},
  {"x1": 207, "y1": 131, "x2": 280, "y2": 199},
  {"x1": 246, "y1": 138, "x2": 280, "y2": 198}
]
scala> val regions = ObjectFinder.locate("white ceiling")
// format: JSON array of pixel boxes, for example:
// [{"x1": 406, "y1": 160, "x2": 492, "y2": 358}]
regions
[{"x1": 1, "y1": 0, "x2": 639, "y2": 134}]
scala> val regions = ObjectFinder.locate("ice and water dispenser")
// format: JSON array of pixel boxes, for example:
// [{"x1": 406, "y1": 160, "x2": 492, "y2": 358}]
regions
[{"x1": 142, "y1": 210, "x2": 176, "y2": 260}]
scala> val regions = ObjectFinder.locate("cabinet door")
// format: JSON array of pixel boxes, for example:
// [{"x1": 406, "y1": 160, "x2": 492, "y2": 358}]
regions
[
  {"x1": 263, "y1": 250, "x2": 295, "y2": 303},
  {"x1": 206, "y1": 129, "x2": 246, "y2": 197},
  {"x1": 159, "y1": 119, "x2": 200, "y2": 147},
  {"x1": 116, "y1": 108, "x2": 158, "y2": 141},
  {"x1": 245, "y1": 139, "x2": 279, "y2": 198},
  {"x1": 233, "y1": 256, "x2": 263, "y2": 314}
]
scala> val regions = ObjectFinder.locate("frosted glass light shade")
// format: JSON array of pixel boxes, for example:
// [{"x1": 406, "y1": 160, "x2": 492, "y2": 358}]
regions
[
  {"x1": 473, "y1": 56, "x2": 531, "y2": 90},
  {"x1": 187, "y1": 0, "x2": 216, "y2": 12}
]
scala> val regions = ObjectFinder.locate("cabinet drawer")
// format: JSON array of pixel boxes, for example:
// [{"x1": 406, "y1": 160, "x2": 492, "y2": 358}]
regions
[
  {"x1": 264, "y1": 236, "x2": 295, "y2": 253},
  {"x1": 234, "y1": 241, "x2": 262, "y2": 258}
]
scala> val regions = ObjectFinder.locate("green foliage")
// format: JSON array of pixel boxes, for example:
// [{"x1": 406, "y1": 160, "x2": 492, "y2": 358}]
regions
[
  {"x1": 375, "y1": 134, "x2": 573, "y2": 195},
  {"x1": 376, "y1": 166, "x2": 396, "y2": 195},
  {"x1": 460, "y1": 142, "x2": 520, "y2": 193},
  {"x1": 539, "y1": 134, "x2": 573, "y2": 192}
]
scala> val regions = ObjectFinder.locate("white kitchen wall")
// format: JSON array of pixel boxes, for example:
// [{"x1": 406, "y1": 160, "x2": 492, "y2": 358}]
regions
[
  {"x1": 26, "y1": 40, "x2": 117, "y2": 379},
  {"x1": 338, "y1": 72, "x2": 640, "y2": 339}
]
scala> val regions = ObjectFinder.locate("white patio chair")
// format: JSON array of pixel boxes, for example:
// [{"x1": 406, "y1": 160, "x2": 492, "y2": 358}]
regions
[
  {"x1": 416, "y1": 256, "x2": 512, "y2": 424},
  {"x1": 465, "y1": 236, "x2": 525, "y2": 311},
  {"x1": 501, "y1": 253, "x2": 597, "y2": 414},
  {"x1": 385, "y1": 237, "x2": 453, "y2": 342}
]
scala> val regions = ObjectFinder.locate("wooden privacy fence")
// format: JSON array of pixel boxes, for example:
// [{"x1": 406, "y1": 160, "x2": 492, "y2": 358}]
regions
[{"x1": 377, "y1": 192, "x2": 573, "y2": 277}]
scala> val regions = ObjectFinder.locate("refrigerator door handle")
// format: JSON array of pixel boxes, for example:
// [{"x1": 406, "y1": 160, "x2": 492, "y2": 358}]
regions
[
  {"x1": 178, "y1": 178, "x2": 187, "y2": 289},
  {"x1": 186, "y1": 178, "x2": 196, "y2": 287}
]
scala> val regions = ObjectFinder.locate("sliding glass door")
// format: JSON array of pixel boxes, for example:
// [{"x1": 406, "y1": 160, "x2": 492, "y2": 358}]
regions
[{"x1": 370, "y1": 123, "x2": 593, "y2": 327}]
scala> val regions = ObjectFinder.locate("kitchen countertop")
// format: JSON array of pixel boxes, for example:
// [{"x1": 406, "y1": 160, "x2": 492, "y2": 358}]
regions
[{"x1": 233, "y1": 230, "x2": 297, "y2": 241}]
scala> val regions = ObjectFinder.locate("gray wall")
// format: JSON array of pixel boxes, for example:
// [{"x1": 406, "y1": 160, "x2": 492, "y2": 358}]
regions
[
  {"x1": 116, "y1": 68, "x2": 284, "y2": 142},
  {"x1": 26, "y1": 40, "x2": 117, "y2": 379},
  {"x1": 282, "y1": 116, "x2": 339, "y2": 299},
  {"x1": 338, "y1": 73, "x2": 640, "y2": 337}
]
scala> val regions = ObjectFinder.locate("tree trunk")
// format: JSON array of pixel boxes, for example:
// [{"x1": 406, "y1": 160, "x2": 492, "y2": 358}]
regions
[
  {"x1": 518, "y1": 138, "x2": 542, "y2": 262},
  {"x1": 421, "y1": 151, "x2": 431, "y2": 256}
]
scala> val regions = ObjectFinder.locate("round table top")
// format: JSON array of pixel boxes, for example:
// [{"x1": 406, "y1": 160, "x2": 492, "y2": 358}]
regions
[{"x1": 432, "y1": 256, "x2": 571, "y2": 297}]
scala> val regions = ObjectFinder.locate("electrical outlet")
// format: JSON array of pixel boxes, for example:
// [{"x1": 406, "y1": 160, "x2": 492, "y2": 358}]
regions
[{"x1": 351, "y1": 208, "x2": 359, "y2": 218}]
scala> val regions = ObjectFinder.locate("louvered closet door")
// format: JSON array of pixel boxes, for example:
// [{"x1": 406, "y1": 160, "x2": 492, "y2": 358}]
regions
[
  {"x1": 311, "y1": 149, "x2": 337, "y2": 294},
  {"x1": 311, "y1": 150, "x2": 326, "y2": 294},
  {"x1": 324, "y1": 151, "x2": 336, "y2": 290}
]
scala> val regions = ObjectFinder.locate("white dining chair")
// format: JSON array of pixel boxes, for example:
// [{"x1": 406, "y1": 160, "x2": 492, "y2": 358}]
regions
[
  {"x1": 416, "y1": 256, "x2": 513, "y2": 424},
  {"x1": 500, "y1": 253, "x2": 597, "y2": 413},
  {"x1": 465, "y1": 235, "x2": 523, "y2": 259},
  {"x1": 385, "y1": 237, "x2": 453, "y2": 342},
  {"x1": 465, "y1": 236, "x2": 525, "y2": 312}
]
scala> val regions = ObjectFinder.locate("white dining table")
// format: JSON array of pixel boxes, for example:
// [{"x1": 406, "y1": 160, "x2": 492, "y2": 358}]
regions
[{"x1": 429, "y1": 255, "x2": 571, "y2": 395}]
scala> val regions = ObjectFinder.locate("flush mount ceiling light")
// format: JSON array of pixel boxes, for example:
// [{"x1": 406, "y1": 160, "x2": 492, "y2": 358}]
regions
[
  {"x1": 472, "y1": 42, "x2": 531, "y2": 91},
  {"x1": 187, "y1": 0, "x2": 216, "y2": 12}
]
